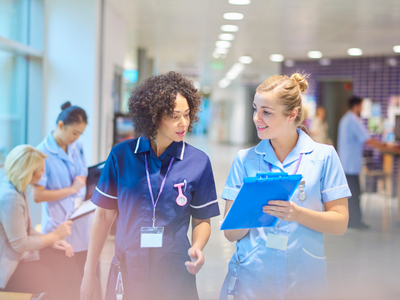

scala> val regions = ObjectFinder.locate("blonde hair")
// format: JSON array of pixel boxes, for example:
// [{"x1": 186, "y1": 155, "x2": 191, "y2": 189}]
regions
[
  {"x1": 256, "y1": 73, "x2": 309, "y2": 125},
  {"x1": 4, "y1": 145, "x2": 47, "y2": 192}
]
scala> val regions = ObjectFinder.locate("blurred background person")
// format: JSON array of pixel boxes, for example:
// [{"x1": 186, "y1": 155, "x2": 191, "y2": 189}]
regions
[
  {"x1": 32, "y1": 102, "x2": 91, "y2": 275},
  {"x1": 0, "y1": 145, "x2": 81, "y2": 300},
  {"x1": 310, "y1": 106, "x2": 332, "y2": 144}
]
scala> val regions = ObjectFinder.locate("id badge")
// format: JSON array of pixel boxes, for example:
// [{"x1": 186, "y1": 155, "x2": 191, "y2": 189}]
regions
[
  {"x1": 22, "y1": 250, "x2": 40, "y2": 262},
  {"x1": 265, "y1": 233, "x2": 289, "y2": 251},
  {"x1": 227, "y1": 275, "x2": 238, "y2": 297},
  {"x1": 140, "y1": 227, "x2": 164, "y2": 248}
]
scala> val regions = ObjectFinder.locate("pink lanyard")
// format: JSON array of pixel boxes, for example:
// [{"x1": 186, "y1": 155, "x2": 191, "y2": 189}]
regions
[
  {"x1": 144, "y1": 153, "x2": 174, "y2": 227},
  {"x1": 268, "y1": 153, "x2": 303, "y2": 175}
]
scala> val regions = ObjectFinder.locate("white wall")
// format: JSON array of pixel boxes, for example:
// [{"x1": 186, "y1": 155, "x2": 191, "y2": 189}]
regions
[
  {"x1": 43, "y1": 0, "x2": 101, "y2": 164},
  {"x1": 98, "y1": 1, "x2": 127, "y2": 161}
]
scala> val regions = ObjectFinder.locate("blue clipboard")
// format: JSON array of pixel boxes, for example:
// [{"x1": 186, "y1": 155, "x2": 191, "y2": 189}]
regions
[{"x1": 221, "y1": 172, "x2": 302, "y2": 230}]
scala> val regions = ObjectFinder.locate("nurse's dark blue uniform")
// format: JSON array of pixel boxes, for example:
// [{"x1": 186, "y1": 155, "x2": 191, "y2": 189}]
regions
[{"x1": 91, "y1": 136, "x2": 220, "y2": 300}]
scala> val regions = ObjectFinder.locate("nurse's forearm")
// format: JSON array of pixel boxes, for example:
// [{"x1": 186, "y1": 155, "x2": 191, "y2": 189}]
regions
[
  {"x1": 296, "y1": 198, "x2": 349, "y2": 235},
  {"x1": 224, "y1": 228, "x2": 250, "y2": 242},
  {"x1": 191, "y1": 218, "x2": 211, "y2": 250},
  {"x1": 84, "y1": 208, "x2": 117, "y2": 275},
  {"x1": 32, "y1": 185, "x2": 76, "y2": 203}
]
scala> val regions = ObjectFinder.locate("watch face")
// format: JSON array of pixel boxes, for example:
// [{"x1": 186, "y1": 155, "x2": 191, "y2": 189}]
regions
[
  {"x1": 177, "y1": 196, "x2": 187, "y2": 206},
  {"x1": 298, "y1": 193, "x2": 307, "y2": 201}
]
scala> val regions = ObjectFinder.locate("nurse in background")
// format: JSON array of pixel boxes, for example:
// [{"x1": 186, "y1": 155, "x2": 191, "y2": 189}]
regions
[
  {"x1": 220, "y1": 73, "x2": 351, "y2": 300},
  {"x1": 32, "y1": 101, "x2": 90, "y2": 274}
]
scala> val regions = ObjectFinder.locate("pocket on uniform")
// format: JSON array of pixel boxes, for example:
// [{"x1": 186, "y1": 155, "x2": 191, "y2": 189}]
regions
[{"x1": 302, "y1": 247, "x2": 326, "y2": 259}]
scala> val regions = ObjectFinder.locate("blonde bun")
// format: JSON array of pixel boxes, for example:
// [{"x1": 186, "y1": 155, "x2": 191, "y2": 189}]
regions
[{"x1": 290, "y1": 73, "x2": 308, "y2": 93}]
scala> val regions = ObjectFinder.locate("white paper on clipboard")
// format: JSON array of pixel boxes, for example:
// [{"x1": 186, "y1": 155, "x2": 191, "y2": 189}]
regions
[{"x1": 70, "y1": 200, "x2": 97, "y2": 220}]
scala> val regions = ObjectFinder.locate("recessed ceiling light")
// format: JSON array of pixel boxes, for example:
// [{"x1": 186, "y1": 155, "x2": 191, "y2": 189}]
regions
[
  {"x1": 226, "y1": 71, "x2": 240, "y2": 80},
  {"x1": 216, "y1": 41, "x2": 232, "y2": 48},
  {"x1": 284, "y1": 60, "x2": 295, "y2": 67},
  {"x1": 221, "y1": 25, "x2": 239, "y2": 32},
  {"x1": 215, "y1": 48, "x2": 229, "y2": 54},
  {"x1": 231, "y1": 63, "x2": 244, "y2": 71},
  {"x1": 347, "y1": 48, "x2": 363, "y2": 56},
  {"x1": 270, "y1": 54, "x2": 284, "y2": 62},
  {"x1": 319, "y1": 58, "x2": 331, "y2": 66},
  {"x1": 223, "y1": 12, "x2": 244, "y2": 20},
  {"x1": 239, "y1": 56, "x2": 252, "y2": 64},
  {"x1": 219, "y1": 33, "x2": 235, "y2": 41},
  {"x1": 219, "y1": 78, "x2": 231, "y2": 88},
  {"x1": 308, "y1": 51, "x2": 323, "y2": 59},
  {"x1": 229, "y1": 0, "x2": 251, "y2": 5},
  {"x1": 393, "y1": 45, "x2": 400, "y2": 53}
]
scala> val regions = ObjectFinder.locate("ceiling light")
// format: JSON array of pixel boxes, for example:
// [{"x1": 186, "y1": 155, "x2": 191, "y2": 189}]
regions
[
  {"x1": 229, "y1": 0, "x2": 251, "y2": 5},
  {"x1": 219, "y1": 78, "x2": 231, "y2": 88},
  {"x1": 239, "y1": 56, "x2": 252, "y2": 64},
  {"x1": 231, "y1": 63, "x2": 244, "y2": 71},
  {"x1": 319, "y1": 58, "x2": 331, "y2": 66},
  {"x1": 284, "y1": 60, "x2": 295, "y2": 67},
  {"x1": 223, "y1": 13, "x2": 244, "y2": 20},
  {"x1": 269, "y1": 54, "x2": 284, "y2": 62},
  {"x1": 216, "y1": 41, "x2": 232, "y2": 48},
  {"x1": 215, "y1": 48, "x2": 229, "y2": 54},
  {"x1": 308, "y1": 51, "x2": 323, "y2": 59},
  {"x1": 212, "y1": 52, "x2": 221, "y2": 58},
  {"x1": 347, "y1": 48, "x2": 363, "y2": 56},
  {"x1": 226, "y1": 71, "x2": 240, "y2": 80},
  {"x1": 219, "y1": 33, "x2": 235, "y2": 41},
  {"x1": 221, "y1": 25, "x2": 239, "y2": 32},
  {"x1": 393, "y1": 45, "x2": 400, "y2": 53}
]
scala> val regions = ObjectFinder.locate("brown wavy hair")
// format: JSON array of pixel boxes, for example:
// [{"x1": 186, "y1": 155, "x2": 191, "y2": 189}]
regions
[{"x1": 128, "y1": 71, "x2": 201, "y2": 140}]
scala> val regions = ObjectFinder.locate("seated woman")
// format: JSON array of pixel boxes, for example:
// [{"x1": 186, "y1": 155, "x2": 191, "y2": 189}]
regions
[{"x1": 0, "y1": 145, "x2": 81, "y2": 300}]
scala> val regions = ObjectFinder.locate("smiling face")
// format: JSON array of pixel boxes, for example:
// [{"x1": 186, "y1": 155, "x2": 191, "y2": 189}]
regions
[
  {"x1": 253, "y1": 91, "x2": 298, "y2": 140},
  {"x1": 156, "y1": 93, "x2": 190, "y2": 145}
]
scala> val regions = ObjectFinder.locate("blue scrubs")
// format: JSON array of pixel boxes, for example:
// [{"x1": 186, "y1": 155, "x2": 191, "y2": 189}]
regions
[
  {"x1": 91, "y1": 136, "x2": 220, "y2": 300},
  {"x1": 220, "y1": 129, "x2": 351, "y2": 300},
  {"x1": 37, "y1": 133, "x2": 91, "y2": 252}
]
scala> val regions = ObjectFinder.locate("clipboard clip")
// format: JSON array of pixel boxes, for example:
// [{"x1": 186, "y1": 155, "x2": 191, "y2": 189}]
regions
[{"x1": 256, "y1": 172, "x2": 288, "y2": 179}]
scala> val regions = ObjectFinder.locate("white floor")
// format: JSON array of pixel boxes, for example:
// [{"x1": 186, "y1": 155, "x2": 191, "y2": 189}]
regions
[{"x1": 99, "y1": 136, "x2": 400, "y2": 300}]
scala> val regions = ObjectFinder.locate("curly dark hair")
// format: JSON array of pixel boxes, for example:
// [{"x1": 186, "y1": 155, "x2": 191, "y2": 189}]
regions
[{"x1": 128, "y1": 71, "x2": 201, "y2": 140}]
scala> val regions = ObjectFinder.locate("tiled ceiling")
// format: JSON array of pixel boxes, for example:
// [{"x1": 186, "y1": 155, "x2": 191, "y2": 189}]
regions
[{"x1": 110, "y1": 0, "x2": 400, "y2": 84}]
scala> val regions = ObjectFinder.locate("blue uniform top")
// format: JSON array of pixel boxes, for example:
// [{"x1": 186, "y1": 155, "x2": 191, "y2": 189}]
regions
[
  {"x1": 337, "y1": 111, "x2": 370, "y2": 175},
  {"x1": 91, "y1": 136, "x2": 220, "y2": 300},
  {"x1": 220, "y1": 129, "x2": 351, "y2": 300},
  {"x1": 37, "y1": 132, "x2": 91, "y2": 252}
]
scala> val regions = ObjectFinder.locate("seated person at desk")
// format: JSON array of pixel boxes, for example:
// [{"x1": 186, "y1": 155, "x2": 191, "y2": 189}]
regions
[{"x1": 0, "y1": 145, "x2": 81, "y2": 300}]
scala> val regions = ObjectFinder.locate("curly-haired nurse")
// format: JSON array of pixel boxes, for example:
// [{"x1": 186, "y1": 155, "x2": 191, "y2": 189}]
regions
[
  {"x1": 220, "y1": 73, "x2": 351, "y2": 300},
  {"x1": 81, "y1": 71, "x2": 220, "y2": 300}
]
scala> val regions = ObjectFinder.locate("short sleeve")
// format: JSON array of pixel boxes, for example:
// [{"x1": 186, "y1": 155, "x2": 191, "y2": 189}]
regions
[
  {"x1": 90, "y1": 151, "x2": 119, "y2": 210},
  {"x1": 221, "y1": 151, "x2": 246, "y2": 201},
  {"x1": 189, "y1": 158, "x2": 220, "y2": 220},
  {"x1": 320, "y1": 146, "x2": 352, "y2": 203}
]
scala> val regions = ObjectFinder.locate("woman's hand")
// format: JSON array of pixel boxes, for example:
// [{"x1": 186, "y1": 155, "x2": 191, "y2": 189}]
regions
[
  {"x1": 72, "y1": 175, "x2": 87, "y2": 193},
  {"x1": 54, "y1": 220, "x2": 73, "y2": 239},
  {"x1": 263, "y1": 200, "x2": 302, "y2": 222},
  {"x1": 51, "y1": 240, "x2": 74, "y2": 257},
  {"x1": 185, "y1": 247, "x2": 205, "y2": 275},
  {"x1": 80, "y1": 273, "x2": 99, "y2": 300}
]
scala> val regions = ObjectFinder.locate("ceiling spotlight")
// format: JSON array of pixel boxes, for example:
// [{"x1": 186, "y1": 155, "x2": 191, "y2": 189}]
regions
[
  {"x1": 270, "y1": 54, "x2": 284, "y2": 62},
  {"x1": 223, "y1": 12, "x2": 244, "y2": 20},
  {"x1": 239, "y1": 56, "x2": 252, "y2": 64},
  {"x1": 347, "y1": 48, "x2": 363, "y2": 56},
  {"x1": 229, "y1": 0, "x2": 251, "y2": 4},
  {"x1": 284, "y1": 60, "x2": 295, "y2": 67},
  {"x1": 308, "y1": 51, "x2": 323, "y2": 59},
  {"x1": 219, "y1": 33, "x2": 235, "y2": 41},
  {"x1": 393, "y1": 45, "x2": 400, "y2": 53},
  {"x1": 216, "y1": 41, "x2": 232, "y2": 48},
  {"x1": 221, "y1": 25, "x2": 239, "y2": 32},
  {"x1": 215, "y1": 48, "x2": 229, "y2": 54},
  {"x1": 219, "y1": 78, "x2": 231, "y2": 88}
]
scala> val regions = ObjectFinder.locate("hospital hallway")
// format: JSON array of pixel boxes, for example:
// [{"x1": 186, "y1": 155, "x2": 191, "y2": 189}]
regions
[{"x1": 98, "y1": 135, "x2": 400, "y2": 300}]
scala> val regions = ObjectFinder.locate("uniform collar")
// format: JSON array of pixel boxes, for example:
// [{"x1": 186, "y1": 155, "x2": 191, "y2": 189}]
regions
[
  {"x1": 44, "y1": 132, "x2": 75, "y2": 163},
  {"x1": 255, "y1": 129, "x2": 315, "y2": 169},
  {"x1": 134, "y1": 135, "x2": 186, "y2": 161}
]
